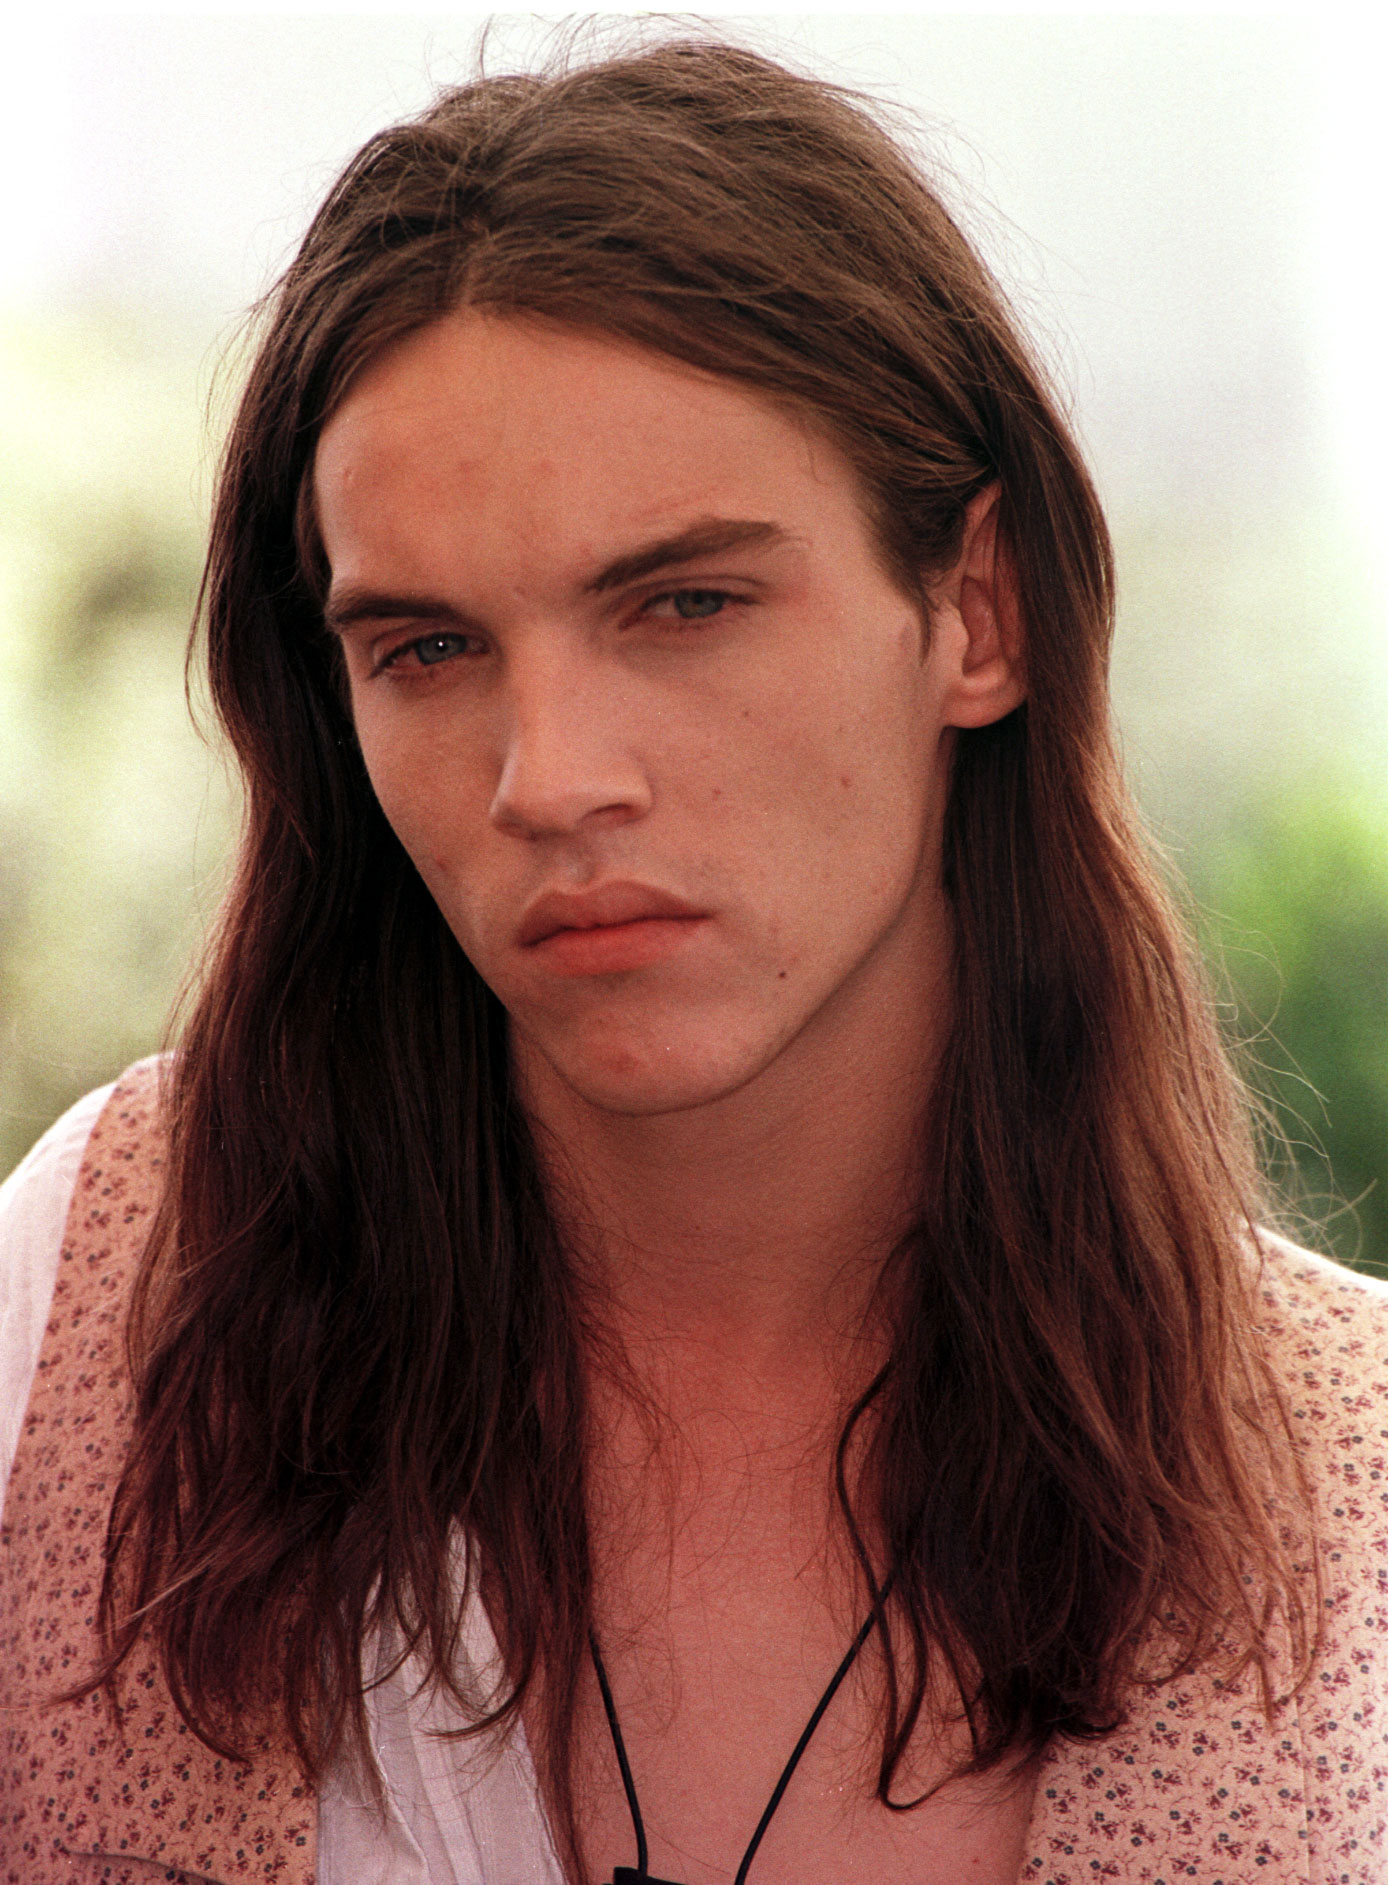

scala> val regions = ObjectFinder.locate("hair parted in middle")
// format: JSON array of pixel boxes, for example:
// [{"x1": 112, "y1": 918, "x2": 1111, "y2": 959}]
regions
[{"x1": 90, "y1": 33, "x2": 1317, "y2": 1883}]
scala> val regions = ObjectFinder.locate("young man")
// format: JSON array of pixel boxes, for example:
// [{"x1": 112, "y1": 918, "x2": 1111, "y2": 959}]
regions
[{"x1": 3, "y1": 37, "x2": 1386, "y2": 1885}]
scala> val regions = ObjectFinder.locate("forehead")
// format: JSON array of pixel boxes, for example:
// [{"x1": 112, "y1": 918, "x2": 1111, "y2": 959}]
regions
[{"x1": 312, "y1": 312, "x2": 875, "y2": 577}]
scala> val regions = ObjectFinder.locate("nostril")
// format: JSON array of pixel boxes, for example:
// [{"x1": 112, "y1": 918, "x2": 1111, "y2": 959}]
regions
[{"x1": 489, "y1": 762, "x2": 651, "y2": 840}]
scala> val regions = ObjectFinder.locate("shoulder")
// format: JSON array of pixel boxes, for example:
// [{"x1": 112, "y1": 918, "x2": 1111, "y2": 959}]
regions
[
  {"x1": 43, "y1": 1054, "x2": 174, "y2": 1339},
  {"x1": 0, "y1": 1058, "x2": 168, "y2": 1223},
  {"x1": 2, "y1": 1057, "x2": 172, "y2": 1518},
  {"x1": 0, "y1": 1079, "x2": 119, "y2": 1483},
  {"x1": 1245, "y1": 1230, "x2": 1388, "y2": 1644},
  {"x1": 10, "y1": 1057, "x2": 172, "y2": 1265},
  {"x1": 0, "y1": 1059, "x2": 170, "y2": 1423},
  {"x1": 0, "y1": 1081, "x2": 114, "y2": 1245},
  {"x1": 1243, "y1": 1228, "x2": 1388, "y2": 1495},
  {"x1": 1246, "y1": 1227, "x2": 1388, "y2": 1414}
]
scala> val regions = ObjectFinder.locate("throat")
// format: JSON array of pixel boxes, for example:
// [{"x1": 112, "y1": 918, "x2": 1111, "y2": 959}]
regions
[{"x1": 592, "y1": 1584, "x2": 892, "y2": 1885}]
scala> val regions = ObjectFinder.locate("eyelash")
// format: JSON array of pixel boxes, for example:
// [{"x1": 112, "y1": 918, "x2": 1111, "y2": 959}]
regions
[
  {"x1": 377, "y1": 631, "x2": 477, "y2": 673},
  {"x1": 642, "y1": 587, "x2": 738, "y2": 625},
  {"x1": 374, "y1": 588, "x2": 744, "y2": 674}
]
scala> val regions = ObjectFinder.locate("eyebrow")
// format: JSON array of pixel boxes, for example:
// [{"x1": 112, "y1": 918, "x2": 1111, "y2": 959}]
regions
[
  {"x1": 324, "y1": 589, "x2": 464, "y2": 638},
  {"x1": 583, "y1": 517, "x2": 796, "y2": 593},
  {"x1": 323, "y1": 517, "x2": 796, "y2": 636}
]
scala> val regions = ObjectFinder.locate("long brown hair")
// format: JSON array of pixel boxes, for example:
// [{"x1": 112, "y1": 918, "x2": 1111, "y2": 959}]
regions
[{"x1": 95, "y1": 34, "x2": 1318, "y2": 1875}]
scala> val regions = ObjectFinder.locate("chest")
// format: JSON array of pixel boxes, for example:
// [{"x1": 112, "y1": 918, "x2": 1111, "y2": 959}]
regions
[
  {"x1": 571, "y1": 1667, "x2": 1037, "y2": 1885},
  {"x1": 567, "y1": 1426, "x2": 1038, "y2": 1885}
]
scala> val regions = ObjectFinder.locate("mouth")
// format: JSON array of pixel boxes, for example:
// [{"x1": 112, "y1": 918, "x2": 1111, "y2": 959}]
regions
[{"x1": 518, "y1": 882, "x2": 709, "y2": 976}]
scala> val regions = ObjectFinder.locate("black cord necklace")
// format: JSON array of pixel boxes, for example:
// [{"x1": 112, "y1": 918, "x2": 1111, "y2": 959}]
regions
[{"x1": 589, "y1": 1582, "x2": 891, "y2": 1885}]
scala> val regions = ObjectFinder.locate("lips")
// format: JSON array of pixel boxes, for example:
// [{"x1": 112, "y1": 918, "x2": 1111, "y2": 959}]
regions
[
  {"x1": 518, "y1": 881, "x2": 707, "y2": 949},
  {"x1": 515, "y1": 883, "x2": 709, "y2": 976}
]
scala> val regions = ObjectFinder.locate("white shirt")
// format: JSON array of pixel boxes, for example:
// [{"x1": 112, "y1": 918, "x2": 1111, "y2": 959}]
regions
[{"x1": 0, "y1": 1092, "x2": 567, "y2": 1885}]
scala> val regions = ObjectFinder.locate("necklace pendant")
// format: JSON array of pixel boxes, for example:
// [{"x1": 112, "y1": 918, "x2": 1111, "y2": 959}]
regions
[{"x1": 611, "y1": 1870, "x2": 688, "y2": 1884}]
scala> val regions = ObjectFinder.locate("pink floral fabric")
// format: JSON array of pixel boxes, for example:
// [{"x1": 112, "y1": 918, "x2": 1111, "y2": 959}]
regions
[
  {"x1": 0, "y1": 1063, "x2": 315, "y2": 1884},
  {"x1": 1023, "y1": 1234, "x2": 1388, "y2": 1883},
  {"x1": 3, "y1": 1062, "x2": 1386, "y2": 1883}
]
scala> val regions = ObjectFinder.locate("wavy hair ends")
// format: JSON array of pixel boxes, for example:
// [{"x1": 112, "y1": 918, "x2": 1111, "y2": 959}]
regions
[{"x1": 90, "y1": 33, "x2": 1319, "y2": 1880}]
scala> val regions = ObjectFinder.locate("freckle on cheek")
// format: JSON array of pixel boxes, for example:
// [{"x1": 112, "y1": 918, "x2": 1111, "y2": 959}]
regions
[{"x1": 839, "y1": 773, "x2": 853, "y2": 790}]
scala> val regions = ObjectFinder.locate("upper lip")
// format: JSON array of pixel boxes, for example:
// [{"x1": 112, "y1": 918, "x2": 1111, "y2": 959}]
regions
[{"x1": 518, "y1": 882, "x2": 707, "y2": 947}]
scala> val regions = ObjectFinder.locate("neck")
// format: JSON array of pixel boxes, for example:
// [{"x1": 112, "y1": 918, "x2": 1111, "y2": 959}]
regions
[{"x1": 513, "y1": 955, "x2": 946, "y2": 1402}]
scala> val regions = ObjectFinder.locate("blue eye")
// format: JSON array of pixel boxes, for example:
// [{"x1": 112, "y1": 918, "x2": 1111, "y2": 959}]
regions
[
  {"x1": 671, "y1": 590, "x2": 726, "y2": 620},
  {"x1": 413, "y1": 632, "x2": 468, "y2": 665}
]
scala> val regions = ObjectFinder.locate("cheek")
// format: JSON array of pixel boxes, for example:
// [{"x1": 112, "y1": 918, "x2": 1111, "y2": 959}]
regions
[
  {"x1": 694, "y1": 700, "x2": 929, "y2": 969},
  {"x1": 746, "y1": 647, "x2": 932, "y2": 842},
  {"x1": 351, "y1": 710, "x2": 482, "y2": 891}
]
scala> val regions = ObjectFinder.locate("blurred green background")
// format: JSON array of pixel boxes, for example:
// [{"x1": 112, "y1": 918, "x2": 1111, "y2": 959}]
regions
[{"x1": 1, "y1": 15, "x2": 1385, "y2": 1273}]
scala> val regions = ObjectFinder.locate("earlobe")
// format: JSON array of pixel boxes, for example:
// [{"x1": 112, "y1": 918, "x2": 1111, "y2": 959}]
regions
[{"x1": 937, "y1": 484, "x2": 1026, "y2": 729}]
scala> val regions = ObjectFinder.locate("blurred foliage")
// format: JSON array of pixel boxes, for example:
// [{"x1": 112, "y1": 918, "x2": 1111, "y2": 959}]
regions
[
  {"x1": 1, "y1": 310, "x2": 1385, "y2": 1284},
  {"x1": 0, "y1": 310, "x2": 237, "y2": 1175},
  {"x1": 1192, "y1": 791, "x2": 1388, "y2": 1278},
  {"x1": 1110, "y1": 504, "x2": 1388, "y2": 853}
]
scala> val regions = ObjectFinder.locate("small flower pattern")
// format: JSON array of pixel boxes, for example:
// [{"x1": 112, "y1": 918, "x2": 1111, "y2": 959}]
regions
[
  {"x1": 0, "y1": 1063, "x2": 314, "y2": 1885},
  {"x1": 3, "y1": 1063, "x2": 1386, "y2": 1884},
  {"x1": 1022, "y1": 1237, "x2": 1388, "y2": 1884}
]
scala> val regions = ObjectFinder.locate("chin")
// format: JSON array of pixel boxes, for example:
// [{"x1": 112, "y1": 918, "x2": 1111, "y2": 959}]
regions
[{"x1": 518, "y1": 1014, "x2": 777, "y2": 1119}]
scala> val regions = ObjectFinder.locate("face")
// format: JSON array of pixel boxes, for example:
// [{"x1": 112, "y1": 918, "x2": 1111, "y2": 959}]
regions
[{"x1": 315, "y1": 313, "x2": 1008, "y2": 1119}]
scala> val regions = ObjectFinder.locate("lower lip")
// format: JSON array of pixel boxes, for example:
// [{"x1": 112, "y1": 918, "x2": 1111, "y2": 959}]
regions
[{"x1": 530, "y1": 916, "x2": 706, "y2": 976}]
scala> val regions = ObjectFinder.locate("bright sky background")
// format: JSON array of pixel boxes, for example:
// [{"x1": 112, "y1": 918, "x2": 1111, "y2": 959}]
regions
[
  {"x1": 2, "y1": 8, "x2": 1385, "y2": 814},
  {"x1": 1, "y1": 10, "x2": 1381, "y2": 517}
]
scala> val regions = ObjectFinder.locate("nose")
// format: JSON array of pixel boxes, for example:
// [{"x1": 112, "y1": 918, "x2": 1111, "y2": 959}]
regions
[{"x1": 488, "y1": 645, "x2": 652, "y2": 840}]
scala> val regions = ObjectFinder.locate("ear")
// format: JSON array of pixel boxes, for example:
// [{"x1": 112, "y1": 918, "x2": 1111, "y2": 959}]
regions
[{"x1": 932, "y1": 484, "x2": 1026, "y2": 728}]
